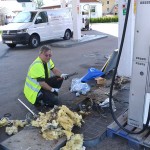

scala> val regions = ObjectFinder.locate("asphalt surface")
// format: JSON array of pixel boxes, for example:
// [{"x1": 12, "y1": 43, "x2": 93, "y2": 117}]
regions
[{"x1": 0, "y1": 23, "x2": 136, "y2": 150}]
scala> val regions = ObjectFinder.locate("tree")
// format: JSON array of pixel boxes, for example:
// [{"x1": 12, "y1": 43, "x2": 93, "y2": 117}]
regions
[{"x1": 34, "y1": 0, "x2": 44, "y2": 8}]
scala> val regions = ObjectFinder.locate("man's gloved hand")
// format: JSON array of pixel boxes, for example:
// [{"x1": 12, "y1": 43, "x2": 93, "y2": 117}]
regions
[
  {"x1": 51, "y1": 88, "x2": 59, "y2": 96},
  {"x1": 60, "y1": 74, "x2": 69, "y2": 80}
]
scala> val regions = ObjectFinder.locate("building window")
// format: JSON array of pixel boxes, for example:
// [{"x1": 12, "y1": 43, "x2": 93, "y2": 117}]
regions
[
  {"x1": 107, "y1": 1, "x2": 109, "y2": 4},
  {"x1": 90, "y1": 5, "x2": 96, "y2": 13}
]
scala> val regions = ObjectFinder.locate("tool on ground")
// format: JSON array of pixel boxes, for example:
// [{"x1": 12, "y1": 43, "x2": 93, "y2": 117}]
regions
[
  {"x1": 57, "y1": 72, "x2": 78, "y2": 80},
  {"x1": 3, "y1": 113, "x2": 11, "y2": 118},
  {"x1": 18, "y1": 99, "x2": 38, "y2": 118}
]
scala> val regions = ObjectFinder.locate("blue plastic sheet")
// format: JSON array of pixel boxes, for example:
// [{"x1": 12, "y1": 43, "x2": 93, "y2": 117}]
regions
[{"x1": 81, "y1": 68, "x2": 104, "y2": 82}]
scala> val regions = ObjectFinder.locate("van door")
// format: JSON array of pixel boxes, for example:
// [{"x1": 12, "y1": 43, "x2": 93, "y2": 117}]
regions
[
  {"x1": 48, "y1": 10, "x2": 65, "y2": 38},
  {"x1": 33, "y1": 11, "x2": 51, "y2": 41}
]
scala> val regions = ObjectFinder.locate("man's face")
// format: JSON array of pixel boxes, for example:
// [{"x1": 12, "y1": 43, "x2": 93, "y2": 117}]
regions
[{"x1": 40, "y1": 50, "x2": 52, "y2": 63}]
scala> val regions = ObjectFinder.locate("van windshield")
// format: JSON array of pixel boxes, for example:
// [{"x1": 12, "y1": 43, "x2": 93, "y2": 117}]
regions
[{"x1": 12, "y1": 11, "x2": 37, "y2": 23}]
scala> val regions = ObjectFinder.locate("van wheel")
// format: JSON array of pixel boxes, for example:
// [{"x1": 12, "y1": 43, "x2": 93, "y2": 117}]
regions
[
  {"x1": 29, "y1": 35, "x2": 40, "y2": 48},
  {"x1": 63, "y1": 30, "x2": 71, "y2": 40},
  {"x1": 7, "y1": 44, "x2": 16, "y2": 48}
]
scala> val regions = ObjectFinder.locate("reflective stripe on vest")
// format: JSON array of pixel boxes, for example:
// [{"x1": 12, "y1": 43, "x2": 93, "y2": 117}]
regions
[
  {"x1": 25, "y1": 82, "x2": 39, "y2": 93},
  {"x1": 47, "y1": 62, "x2": 50, "y2": 69},
  {"x1": 27, "y1": 75, "x2": 39, "y2": 85}
]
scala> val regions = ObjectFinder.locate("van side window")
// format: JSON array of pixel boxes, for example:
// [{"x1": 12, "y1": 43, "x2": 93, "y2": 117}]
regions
[{"x1": 35, "y1": 12, "x2": 48, "y2": 24}]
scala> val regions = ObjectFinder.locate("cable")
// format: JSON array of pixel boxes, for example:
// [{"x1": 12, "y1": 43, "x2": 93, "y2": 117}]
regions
[
  {"x1": 0, "y1": 144, "x2": 10, "y2": 150},
  {"x1": 109, "y1": 0, "x2": 150, "y2": 134}
]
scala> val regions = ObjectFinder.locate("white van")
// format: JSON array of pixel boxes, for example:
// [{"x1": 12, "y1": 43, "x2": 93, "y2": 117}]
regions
[{"x1": 1, "y1": 8, "x2": 73, "y2": 48}]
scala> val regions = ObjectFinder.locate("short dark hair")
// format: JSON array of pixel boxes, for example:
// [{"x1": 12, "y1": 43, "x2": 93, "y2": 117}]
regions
[{"x1": 39, "y1": 45, "x2": 52, "y2": 54}]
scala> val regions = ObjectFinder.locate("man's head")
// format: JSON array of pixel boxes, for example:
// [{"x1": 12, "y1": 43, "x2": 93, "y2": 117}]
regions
[{"x1": 39, "y1": 45, "x2": 52, "y2": 63}]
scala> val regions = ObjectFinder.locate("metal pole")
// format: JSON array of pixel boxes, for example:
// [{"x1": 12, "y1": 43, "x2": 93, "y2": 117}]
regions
[
  {"x1": 72, "y1": 0, "x2": 81, "y2": 40},
  {"x1": 18, "y1": 98, "x2": 37, "y2": 117}
]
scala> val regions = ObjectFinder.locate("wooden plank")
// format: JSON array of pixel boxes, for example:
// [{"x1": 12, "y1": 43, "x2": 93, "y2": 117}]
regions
[
  {"x1": 107, "y1": 111, "x2": 150, "y2": 149},
  {"x1": 107, "y1": 111, "x2": 128, "y2": 132},
  {"x1": 118, "y1": 124, "x2": 135, "y2": 137},
  {"x1": 128, "y1": 139, "x2": 142, "y2": 150},
  {"x1": 129, "y1": 128, "x2": 149, "y2": 142},
  {"x1": 107, "y1": 128, "x2": 116, "y2": 138},
  {"x1": 143, "y1": 133, "x2": 150, "y2": 147}
]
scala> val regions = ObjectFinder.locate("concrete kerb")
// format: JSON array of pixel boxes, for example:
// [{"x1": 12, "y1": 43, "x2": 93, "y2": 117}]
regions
[
  {"x1": 50, "y1": 34, "x2": 108, "y2": 48},
  {"x1": 1, "y1": 127, "x2": 67, "y2": 150}
]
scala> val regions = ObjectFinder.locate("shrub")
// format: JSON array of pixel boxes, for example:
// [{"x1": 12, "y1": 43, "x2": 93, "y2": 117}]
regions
[{"x1": 90, "y1": 16, "x2": 118, "y2": 23}]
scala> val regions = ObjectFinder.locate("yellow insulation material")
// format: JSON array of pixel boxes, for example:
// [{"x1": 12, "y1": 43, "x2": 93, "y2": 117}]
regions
[{"x1": 60, "y1": 134, "x2": 84, "y2": 150}]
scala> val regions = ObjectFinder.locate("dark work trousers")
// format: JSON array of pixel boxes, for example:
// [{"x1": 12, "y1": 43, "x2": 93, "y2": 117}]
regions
[{"x1": 35, "y1": 76, "x2": 63, "y2": 107}]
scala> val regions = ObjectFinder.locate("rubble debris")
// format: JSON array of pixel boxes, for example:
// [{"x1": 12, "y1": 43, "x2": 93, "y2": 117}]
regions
[
  {"x1": 95, "y1": 77, "x2": 106, "y2": 86},
  {"x1": 99, "y1": 98, "x2": 116, "y2": 112},
  {"x1": 78, "y1": 110, "x2": 91, "y2": 117},
  {"x1": 31, "y1": 105, "x2": 83, "y2": 140},
  {"x1": 57, "y1": 105, "x2": 83, "y2": 132},
  {"x1": 42, "y1": 128, "x2": 64, "y2": 140},
  {"x1": 5, "y1": 120, "x2": 27, "y2": 135},
  {"x1": 63, "y1": 130, "x2": 74, "y2": 140},
  {"x1": 70, "y1": 78, "x2": 90, "y2": 97},
  {"x1": 114, "y1": 76, "x2": 130, "y2": 90},
  {"x1": 0, "y1": 118, "x2": 10, "y2": 127},
  {"x1": 78, "y1": 97, "x2": 93, "y2": 112},
  {"x1": 13, "y1": 120, "x2": 27, "y2": 128},
  {"x1": 0, "y1": 105, "x2": 84, "y2": 144},
  {"x1": 60, "y1": 134, "x2": 84, "y2": 150},
  {"x1": 31, "y1": 106, "x2": 59, "y2": 129},
  {"x1": 5, "y1": 126, "x2": 18, "y2": 135}
]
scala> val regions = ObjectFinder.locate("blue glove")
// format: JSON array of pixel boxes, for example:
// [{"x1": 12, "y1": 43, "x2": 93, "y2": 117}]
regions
[{"x1": 61, "y1": 74, "x2": 69, "y2": 80}]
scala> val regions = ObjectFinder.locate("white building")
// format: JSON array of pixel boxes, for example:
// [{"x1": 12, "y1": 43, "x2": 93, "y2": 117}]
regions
[
  {"x1": 0, "y1": 0, "x2": 36, "y2": 25},
  {"x1": 42, "y1": 0, "x2": 102, "y2": 19},
  {"x1": 0, "y1": 0, "x2": 36, "y2": 13},
  {"x1": 80, "y1": 0, "x2": 102, "y2": 18}
]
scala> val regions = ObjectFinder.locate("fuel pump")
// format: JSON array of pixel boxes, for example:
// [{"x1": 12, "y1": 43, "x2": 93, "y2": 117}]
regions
[
  {"x1": 109, "y1": 0, "x2": 150, "y2": 134},
  {"x1": 128, "y1": 0, "x2": 150, "y2": 129}
]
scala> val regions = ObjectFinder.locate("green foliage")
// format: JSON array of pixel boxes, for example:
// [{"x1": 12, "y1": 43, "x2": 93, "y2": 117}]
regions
[
  {"x1": 34, "y1": 0, "x2": 44, "y2": 8},
  {"x1": 0, "y1": 30, "x2": 2, "y2": 35},
  {"x1": 90, "y1": 16, "x2": 118, "y2": 23}
]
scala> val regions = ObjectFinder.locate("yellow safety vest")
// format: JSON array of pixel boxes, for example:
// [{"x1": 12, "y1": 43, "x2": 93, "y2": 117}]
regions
[{"x1": 24, "y1": 57, "x2": 54, "y2": 104}]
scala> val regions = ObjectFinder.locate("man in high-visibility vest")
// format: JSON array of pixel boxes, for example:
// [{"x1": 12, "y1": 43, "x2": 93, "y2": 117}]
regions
[{"x1": 24, "y1": 45, "x2": 68, "y2": 107}]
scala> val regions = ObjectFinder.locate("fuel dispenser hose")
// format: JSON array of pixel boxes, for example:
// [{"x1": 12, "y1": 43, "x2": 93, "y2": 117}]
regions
[{"x1": 109, "y1": 0, "x2": 150, "y2": 134}]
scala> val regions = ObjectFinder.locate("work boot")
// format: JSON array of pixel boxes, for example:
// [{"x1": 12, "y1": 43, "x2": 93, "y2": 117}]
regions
[
  {"x1": 34, "y1": 100, "x2": 44, "y2": 107},
  {"x1": 45, "y1": 95, "x2": 60, "y2": 108}
]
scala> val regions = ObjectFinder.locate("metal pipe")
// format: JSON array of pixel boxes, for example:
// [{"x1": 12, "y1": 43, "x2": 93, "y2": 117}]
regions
[{"x1": 18, "y1": 98, "x2": 37, "y2": 118}]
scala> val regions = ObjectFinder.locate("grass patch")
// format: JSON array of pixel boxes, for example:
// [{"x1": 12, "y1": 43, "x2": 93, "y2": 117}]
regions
[{"x1": 90, "y1": 16, "x2": 118, "y2": 23}]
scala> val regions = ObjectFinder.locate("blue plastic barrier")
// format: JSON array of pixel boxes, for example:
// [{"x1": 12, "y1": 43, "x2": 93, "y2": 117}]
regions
[{"x1": 81, "y1": 68, "x2": 104, "y2": 82}]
